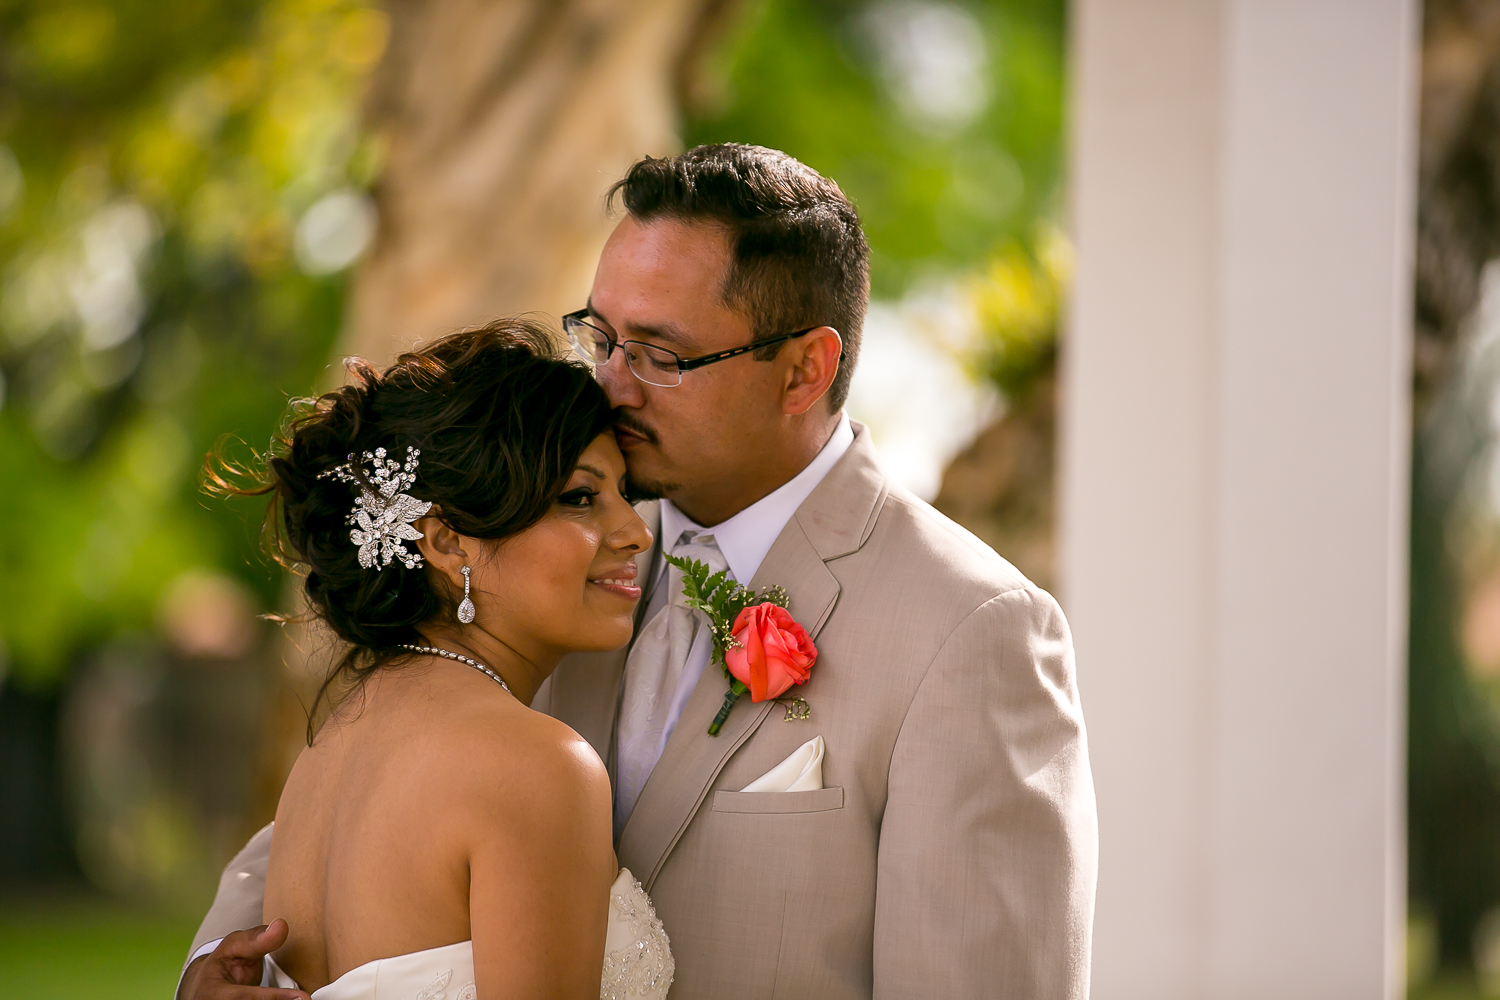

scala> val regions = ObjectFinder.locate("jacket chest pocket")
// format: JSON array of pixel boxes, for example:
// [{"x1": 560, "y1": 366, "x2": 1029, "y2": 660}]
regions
[{"x1": 711, "y1": 786, "x2": 844, "y2": 814}]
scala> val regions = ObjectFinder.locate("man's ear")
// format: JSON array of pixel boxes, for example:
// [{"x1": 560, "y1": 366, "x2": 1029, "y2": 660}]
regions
[
  {"x1": 781, "y1": 327, "x2": 843, "y2": 416},
  {"x1": 414, "y1": 514, "x2": 469, "y2": 594}
]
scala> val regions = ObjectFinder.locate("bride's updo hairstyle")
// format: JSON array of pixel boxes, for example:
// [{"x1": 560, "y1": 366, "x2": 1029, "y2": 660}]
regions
[{"x1": 211, "y1": 318, "x2": 614, "y2": 719}]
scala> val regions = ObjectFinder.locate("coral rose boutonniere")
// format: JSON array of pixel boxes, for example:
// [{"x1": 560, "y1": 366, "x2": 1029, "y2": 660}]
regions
[{"x1": 664, "y1": 554, "x2": 818, "y2": 736}]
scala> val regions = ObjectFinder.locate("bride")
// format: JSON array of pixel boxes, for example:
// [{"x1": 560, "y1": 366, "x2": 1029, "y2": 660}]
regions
[{"x1": 220, "y1": 319, "x2": 672, "y2": 1000}]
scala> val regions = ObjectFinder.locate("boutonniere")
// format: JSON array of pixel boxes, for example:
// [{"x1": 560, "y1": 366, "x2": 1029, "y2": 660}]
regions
[{"x1": 665, "y1": 554, "x2": 818, "y2": 736}]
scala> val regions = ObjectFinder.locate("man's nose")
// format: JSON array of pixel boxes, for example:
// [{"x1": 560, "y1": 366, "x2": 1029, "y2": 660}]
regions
[{"x1": 598, "y1": 349, "x2": 643, "y2": 407}]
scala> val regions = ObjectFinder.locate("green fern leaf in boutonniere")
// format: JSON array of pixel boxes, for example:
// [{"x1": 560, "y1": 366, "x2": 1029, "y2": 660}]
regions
[{"x1": 665, "y1": 554, "x2": 818, "y2": 736}]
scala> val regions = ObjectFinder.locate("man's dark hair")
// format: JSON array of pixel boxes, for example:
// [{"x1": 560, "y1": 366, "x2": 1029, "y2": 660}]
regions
[{"x1": 608, "y1": 143, "x2": 871, "y2": 411}]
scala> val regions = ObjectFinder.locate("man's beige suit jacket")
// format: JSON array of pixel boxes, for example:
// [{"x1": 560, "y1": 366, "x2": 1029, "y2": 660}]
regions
[{"x1": 189, "y1": 424, "x2": 1097, "y2": 998}]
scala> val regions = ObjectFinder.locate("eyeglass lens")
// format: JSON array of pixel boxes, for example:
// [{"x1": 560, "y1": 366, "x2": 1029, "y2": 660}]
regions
[
  {"x1": 565, "y1": 318, "x2": 682, "y2": 387},
  {"x1": 566, "y1": 319, "x2": 609, "y2": 363}
]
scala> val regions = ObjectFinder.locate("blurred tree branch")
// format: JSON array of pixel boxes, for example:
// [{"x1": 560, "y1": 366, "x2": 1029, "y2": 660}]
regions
[
  {"x1": 1417, "y1": 0, "x2": 1500, "y2": 417},
  {"x1": 934, "y1": 234, "x2": 1068, "y2": 592},
  {"x1": 932, "y1": 369, "x2": 1055, "y2": 592},
  {"x1": 1395, "y1": 0, "x2": 1500, "y2": 977}
]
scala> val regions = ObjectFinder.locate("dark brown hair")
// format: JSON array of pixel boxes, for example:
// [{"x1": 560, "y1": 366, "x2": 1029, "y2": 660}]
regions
[
  {"x1": 608, "y1": 143, "x2": 871, "y2": 410},
  {"x1": 209, "y1": 318, "x2": 614, "y2": 732}
]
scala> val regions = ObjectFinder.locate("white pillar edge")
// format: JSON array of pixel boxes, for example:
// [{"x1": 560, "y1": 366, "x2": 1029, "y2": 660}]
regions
[{"x1": 1060, "y1": 2, "x2": 1419, "y2": 997}]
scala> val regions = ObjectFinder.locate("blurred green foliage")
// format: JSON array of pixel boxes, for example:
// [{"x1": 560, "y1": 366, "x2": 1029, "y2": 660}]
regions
[
  {"x1": 687, "y1": 0, "x2": 1068, "y2": 391},
  {"x1": 0, "y1": 0, "x2": 385, "y2": 686},
  {"x1": 0, "y1": 0, "x2": 1068, "y2": 689},
  {"x1": 688, "y1": 0, "x2": 1065, "y2": 295},
  {"x1": 0, "y1": 894, "x2": 198, "y2": 999},
  {"x1": 967, "y1": 227, "x2": 1067, "y2": 396}
]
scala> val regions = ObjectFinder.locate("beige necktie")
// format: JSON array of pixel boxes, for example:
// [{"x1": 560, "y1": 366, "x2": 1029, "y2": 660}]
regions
[{"x1": 614, "y1": 529, "x2": 729, "y2": 838}]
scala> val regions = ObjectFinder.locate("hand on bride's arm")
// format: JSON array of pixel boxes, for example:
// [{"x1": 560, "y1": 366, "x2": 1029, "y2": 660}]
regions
[{"x1": 177, "y1": 919, "x2": 311, "y2": 1000}]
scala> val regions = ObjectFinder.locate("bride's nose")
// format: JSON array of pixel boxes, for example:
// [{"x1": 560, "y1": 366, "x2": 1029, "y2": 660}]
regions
[{"x1": 607, "y1": 507, "x2": 653, "y2": 554}]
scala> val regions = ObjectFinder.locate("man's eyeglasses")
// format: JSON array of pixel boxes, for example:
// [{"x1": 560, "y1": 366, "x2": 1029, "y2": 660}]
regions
[{"x1": 562, "y1": 309, "x2": 819, "y2": 388}]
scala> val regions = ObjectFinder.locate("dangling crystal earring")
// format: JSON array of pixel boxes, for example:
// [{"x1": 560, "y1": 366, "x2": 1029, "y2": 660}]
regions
[{"x1": 456, "y1": 566, "x2": 476, "y2": 624}]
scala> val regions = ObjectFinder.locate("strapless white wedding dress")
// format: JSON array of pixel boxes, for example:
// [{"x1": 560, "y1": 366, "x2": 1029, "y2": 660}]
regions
[{"x1": 264, "y1": 868, "x2": 672, "y2": 1000}]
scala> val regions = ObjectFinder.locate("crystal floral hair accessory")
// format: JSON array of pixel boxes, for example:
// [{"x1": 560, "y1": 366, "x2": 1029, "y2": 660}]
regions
[{"x1": 319, "y1": 445, "x2": 432, "y2": 570}]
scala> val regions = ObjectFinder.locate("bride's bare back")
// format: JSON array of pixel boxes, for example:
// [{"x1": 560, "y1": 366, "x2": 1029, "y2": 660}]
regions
[{"x1": 264, "y1": 658, "x2": 614, "y2": 998}]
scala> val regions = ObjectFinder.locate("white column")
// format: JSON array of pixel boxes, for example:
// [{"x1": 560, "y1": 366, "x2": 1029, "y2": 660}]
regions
[{"x1": 1062, "y1": 2, "x2": 1418, "y2": 997}]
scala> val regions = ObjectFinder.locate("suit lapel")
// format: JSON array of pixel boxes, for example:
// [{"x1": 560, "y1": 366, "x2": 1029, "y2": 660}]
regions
[
  {"x1": 546, "y1": 501, "x2": 662, "y2": 778},
  {"x1": 616, "y1": 425, "x2": 890, "y2": 889},
  {"x1": 617, "y1": 514, "x2": 842, "y2": 890}
]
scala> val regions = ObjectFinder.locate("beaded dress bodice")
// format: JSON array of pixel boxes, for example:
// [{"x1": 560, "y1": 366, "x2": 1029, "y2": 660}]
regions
[{"x1": 265, "y1": 868, "x2": 673, "y2": 1000}]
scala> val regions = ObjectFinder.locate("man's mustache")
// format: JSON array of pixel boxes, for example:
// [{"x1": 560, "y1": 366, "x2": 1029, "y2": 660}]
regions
[{"x1": 613, "y1": 412, "x2": 660, "y2": 446}]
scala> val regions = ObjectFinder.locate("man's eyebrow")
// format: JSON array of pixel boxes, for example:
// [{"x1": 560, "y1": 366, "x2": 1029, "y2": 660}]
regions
[
  {"x1": 583, "y1": 299, "x2": 696, "y2": 351},
  {"x1": 627, "y1": 321, "x2": 696, "y2": 350},
  {"x1": 585, "y1": 296, "x2": 606, "y2": 324}
]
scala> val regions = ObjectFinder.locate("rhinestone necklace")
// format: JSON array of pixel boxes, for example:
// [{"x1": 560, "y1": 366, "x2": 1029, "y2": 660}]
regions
[{"x1": 397, "y1": 644, "x2": 512, "y2": 693}]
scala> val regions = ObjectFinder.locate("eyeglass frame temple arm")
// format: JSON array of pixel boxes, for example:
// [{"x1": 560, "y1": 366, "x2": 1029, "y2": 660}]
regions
[
  {"x1": 675, "y1": 326, "x2": 821, "y2": 371},
  {"x1": 564, "y1": 311, "x2": 823, "y2": 372}
]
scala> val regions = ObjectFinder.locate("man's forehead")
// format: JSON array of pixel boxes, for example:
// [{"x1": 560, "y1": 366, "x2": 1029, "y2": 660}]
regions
[
  {"x1": 590, "y1": 216, "x2": 743, "y2": 345},
  {"x1": 601, "y1": 214, "x2": 732, "y2": 270}
]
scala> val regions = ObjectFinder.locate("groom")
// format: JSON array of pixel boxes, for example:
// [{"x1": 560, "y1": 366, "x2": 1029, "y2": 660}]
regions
[{"x1": 181, "y1": 143, "x2": 1097, "y2": 999}]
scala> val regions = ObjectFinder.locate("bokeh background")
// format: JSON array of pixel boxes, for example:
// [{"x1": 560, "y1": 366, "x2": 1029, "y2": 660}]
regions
[{"x1": 0, "y1": 0, "x2": 1482, "y2": 997}]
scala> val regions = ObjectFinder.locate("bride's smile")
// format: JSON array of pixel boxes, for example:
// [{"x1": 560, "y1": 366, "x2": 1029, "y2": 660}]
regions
[
  {"x1": 426, "y1": 430, "x2": 652, "y2": 694},
  {"x1": 587, "y1": 565, "x2": 641, "y2": 601}
]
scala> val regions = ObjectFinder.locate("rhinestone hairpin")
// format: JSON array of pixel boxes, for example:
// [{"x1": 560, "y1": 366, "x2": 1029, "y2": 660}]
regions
[{"x1": 318, "y1": 445, "x2": 432, "y2": 570}]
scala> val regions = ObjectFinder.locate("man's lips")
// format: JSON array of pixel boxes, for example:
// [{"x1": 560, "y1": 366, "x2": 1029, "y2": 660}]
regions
[
  {"x1": 589, "y1": 565, "x2": 641, "y2": 601},
  {"x1": 613, "y1": 415, "x2": 658, "y2": 448}
]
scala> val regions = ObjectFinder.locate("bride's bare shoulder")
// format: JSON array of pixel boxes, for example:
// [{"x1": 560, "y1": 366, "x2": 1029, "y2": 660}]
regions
[{"x1": 441, "y1": 690, "x2": 612, "y2": 841}]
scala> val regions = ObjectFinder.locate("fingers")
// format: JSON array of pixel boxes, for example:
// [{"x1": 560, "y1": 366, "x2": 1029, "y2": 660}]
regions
[
  {"x1": 256, "y1": 918, "x2": 291, "y2": 953},
  {"x1": 180, "y1": 950, "x2": 311, "y2": 1000},
  {"x1": 215, "y1": 922, "x2": 279, "y2": 962},
  {"x1": 188, "y1": 920, "x2": 300, "y2": 997}
]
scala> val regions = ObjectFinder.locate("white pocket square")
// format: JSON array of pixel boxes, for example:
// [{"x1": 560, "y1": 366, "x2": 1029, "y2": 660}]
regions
[{"x1": 740, "y1": 736, "x2": 824, "y2": 793}]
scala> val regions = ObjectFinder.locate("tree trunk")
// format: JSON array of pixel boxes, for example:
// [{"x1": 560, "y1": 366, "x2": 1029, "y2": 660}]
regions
[
  {"x1": 344, "y1": 0, "x2": 736, "y2": 362},
  {"x1": 252, "y1": 0, "x2": 735, "y2": 828}
]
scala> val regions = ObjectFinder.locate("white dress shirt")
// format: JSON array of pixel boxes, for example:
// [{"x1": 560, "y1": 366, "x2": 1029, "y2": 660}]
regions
[{"x1": 618, "y1": 413, "x2": 854, "y2": 793}]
